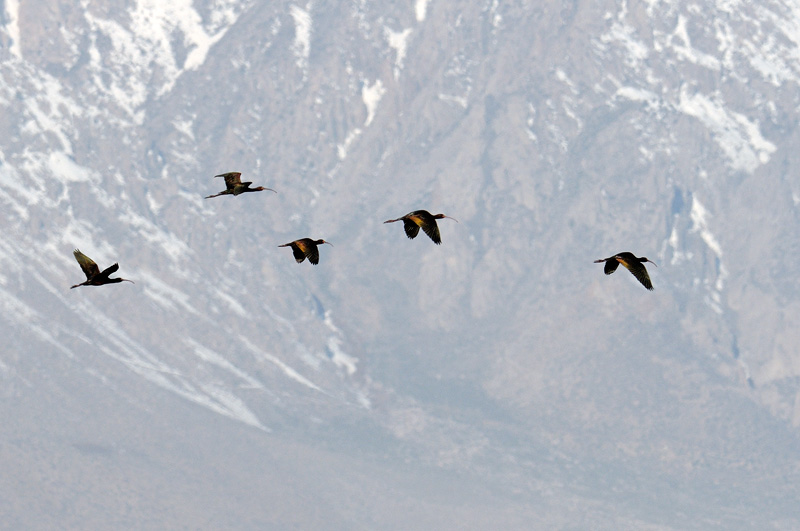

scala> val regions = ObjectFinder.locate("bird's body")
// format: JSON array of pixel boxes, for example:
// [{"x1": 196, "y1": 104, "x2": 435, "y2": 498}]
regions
[
  {"x1": 594, "y1": 252, "x2": 657, "y2": 291},
  {"x1": 70, "y1": 249, "x2": 134, "y2": 289},
  {"x1": 383, "y1": 210, "x2": 458, "y2": 245},
  {"x1": 205, "y1": 172, "x2": 277, "y2": 199},
  {"x1": 279, "y1": 238, "x2": 332, "y2": 265}
]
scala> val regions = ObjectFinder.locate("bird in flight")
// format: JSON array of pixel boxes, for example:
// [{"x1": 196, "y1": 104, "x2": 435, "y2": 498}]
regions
[
  {"x1": 205, "y1": 172, "x2": 277, "y2": 199},
  {"x1": 383, "y1": 210, "x2": 458, "y2": 245},
  {"x1": 279, "y1": 238, "x2": 332, "y2": 265},
  {"x1": 594, "y1": 252, "x2": 657, "y2": 290},
  {"x1": 70, "y1": 249, "x2": 134, "y2": 289}
]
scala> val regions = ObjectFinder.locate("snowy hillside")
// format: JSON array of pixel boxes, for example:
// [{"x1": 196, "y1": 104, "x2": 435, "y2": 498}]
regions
[{"x1": 1, "y1": 0, "x2": 800, "y2": 528}]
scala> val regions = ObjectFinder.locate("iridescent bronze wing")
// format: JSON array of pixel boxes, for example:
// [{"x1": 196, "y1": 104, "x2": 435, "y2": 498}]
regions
[
  {"x1": 98, "y1": 263, "x2": 120, "y2": 278},
  {"x1": 604, "y1": 259, "x2": 620, "y2": 275},
  {"x1": 292, "y1": 242, "x2": 308, "y2": 263},
  {"x1": 402, "y1": 219, "x2": 421, "y2": 240},
  {"x1": 280, "y1": 241, "x2": 307, "y2": 263},
  {"x1": 73, "y1": 249, "x2": 100, "y2": 279},
  {"x1": 625, "y1": 262, "x2": 654, "y2": 290},
  {"x1": 216, "y1": 172, "x2": 243, "y2": 190},
  {"x1": 420, "y1": 220, "x2": 442, "y2": 244},
  {"x1": 304, "y1": 242, "x2": 320, "y2": 265}
]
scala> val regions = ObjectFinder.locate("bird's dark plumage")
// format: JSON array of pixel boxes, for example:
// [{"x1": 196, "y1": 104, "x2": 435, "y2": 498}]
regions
[
  {"x1": 383, "y1": 210, "x2": 458, "y2": 244},
  {"x1": 205, "y1": 172, "x2": 277, "y2": 198},
  {"x1": 70, "y1": 249, "x2": 134, "y2": 289},
  {"x1": 594, "y1": 252, "x2": 657, "y2": 290},
  {"x1": 279, "y1": 238, "x2": 332, "y2": 265}
]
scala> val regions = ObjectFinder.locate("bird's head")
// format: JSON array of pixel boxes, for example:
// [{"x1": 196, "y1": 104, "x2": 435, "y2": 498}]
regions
[
  {"x1": 316, "y1": 239, "x2": 333, "y2": 246},
  {"x1": 434, "y1": 213, "x2": 459, "y2": 223},
  {"x1": 641, "y1": 257, "x2": 658, "y2": 267},
  {"x1": 253, "y1": 186, "x2": 277, "y2": 193}
]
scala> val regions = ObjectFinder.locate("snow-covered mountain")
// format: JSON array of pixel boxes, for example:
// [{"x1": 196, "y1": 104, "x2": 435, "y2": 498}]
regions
[{"x1": 2, "y1": 0, "x2": 800, "y2": 528}]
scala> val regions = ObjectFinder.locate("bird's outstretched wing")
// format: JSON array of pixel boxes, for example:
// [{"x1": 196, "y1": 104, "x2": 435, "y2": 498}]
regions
[
  {"x1": 293, "y1": 240, "x2": 321, "y2": 265},
  {"x1": 73, "y1": 249, "x2": 100, "y2": 279},
  {"x1": 420, "y1": 221, "x2": 441, "y2": 244},
  {"x1": 304, "y1": 243, "x2": 320, "y2": 265},
  {"x1": 402, "y1": 219, "x2": 421, "y2": 240},
  {"x1": 626, "y1": 263, "x2": 654, "y2": 290},
  {"x1": 280, "y1": 242, "x2": 307, "y2": 263},
  {"x1": 604, "y1": 259, "x2": 620, "y2": 275},
  {"x1": 215, "y1": 172, "x2": 243, "y2": 190},
  {"x1": 99, "y1": 263, "x2": 120, "y2": 278},
  {"x1": 292, "y1": 244, "x2": 307, "y2": 263}
]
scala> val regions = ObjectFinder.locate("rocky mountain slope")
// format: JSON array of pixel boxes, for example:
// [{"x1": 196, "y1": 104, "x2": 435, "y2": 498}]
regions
[{"x1": 1, "y1": 0, "x2": 800, "y2": 527}]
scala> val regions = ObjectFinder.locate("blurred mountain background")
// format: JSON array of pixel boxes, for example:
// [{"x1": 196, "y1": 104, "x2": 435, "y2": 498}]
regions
[{"x1": 1, "y1": 0, "x2": 800, "y2": 528}]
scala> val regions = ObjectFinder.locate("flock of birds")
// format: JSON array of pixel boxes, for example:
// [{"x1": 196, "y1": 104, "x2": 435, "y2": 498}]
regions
[{"x1": 70, "y1": 172, "x2": 658, "y2": 291}]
